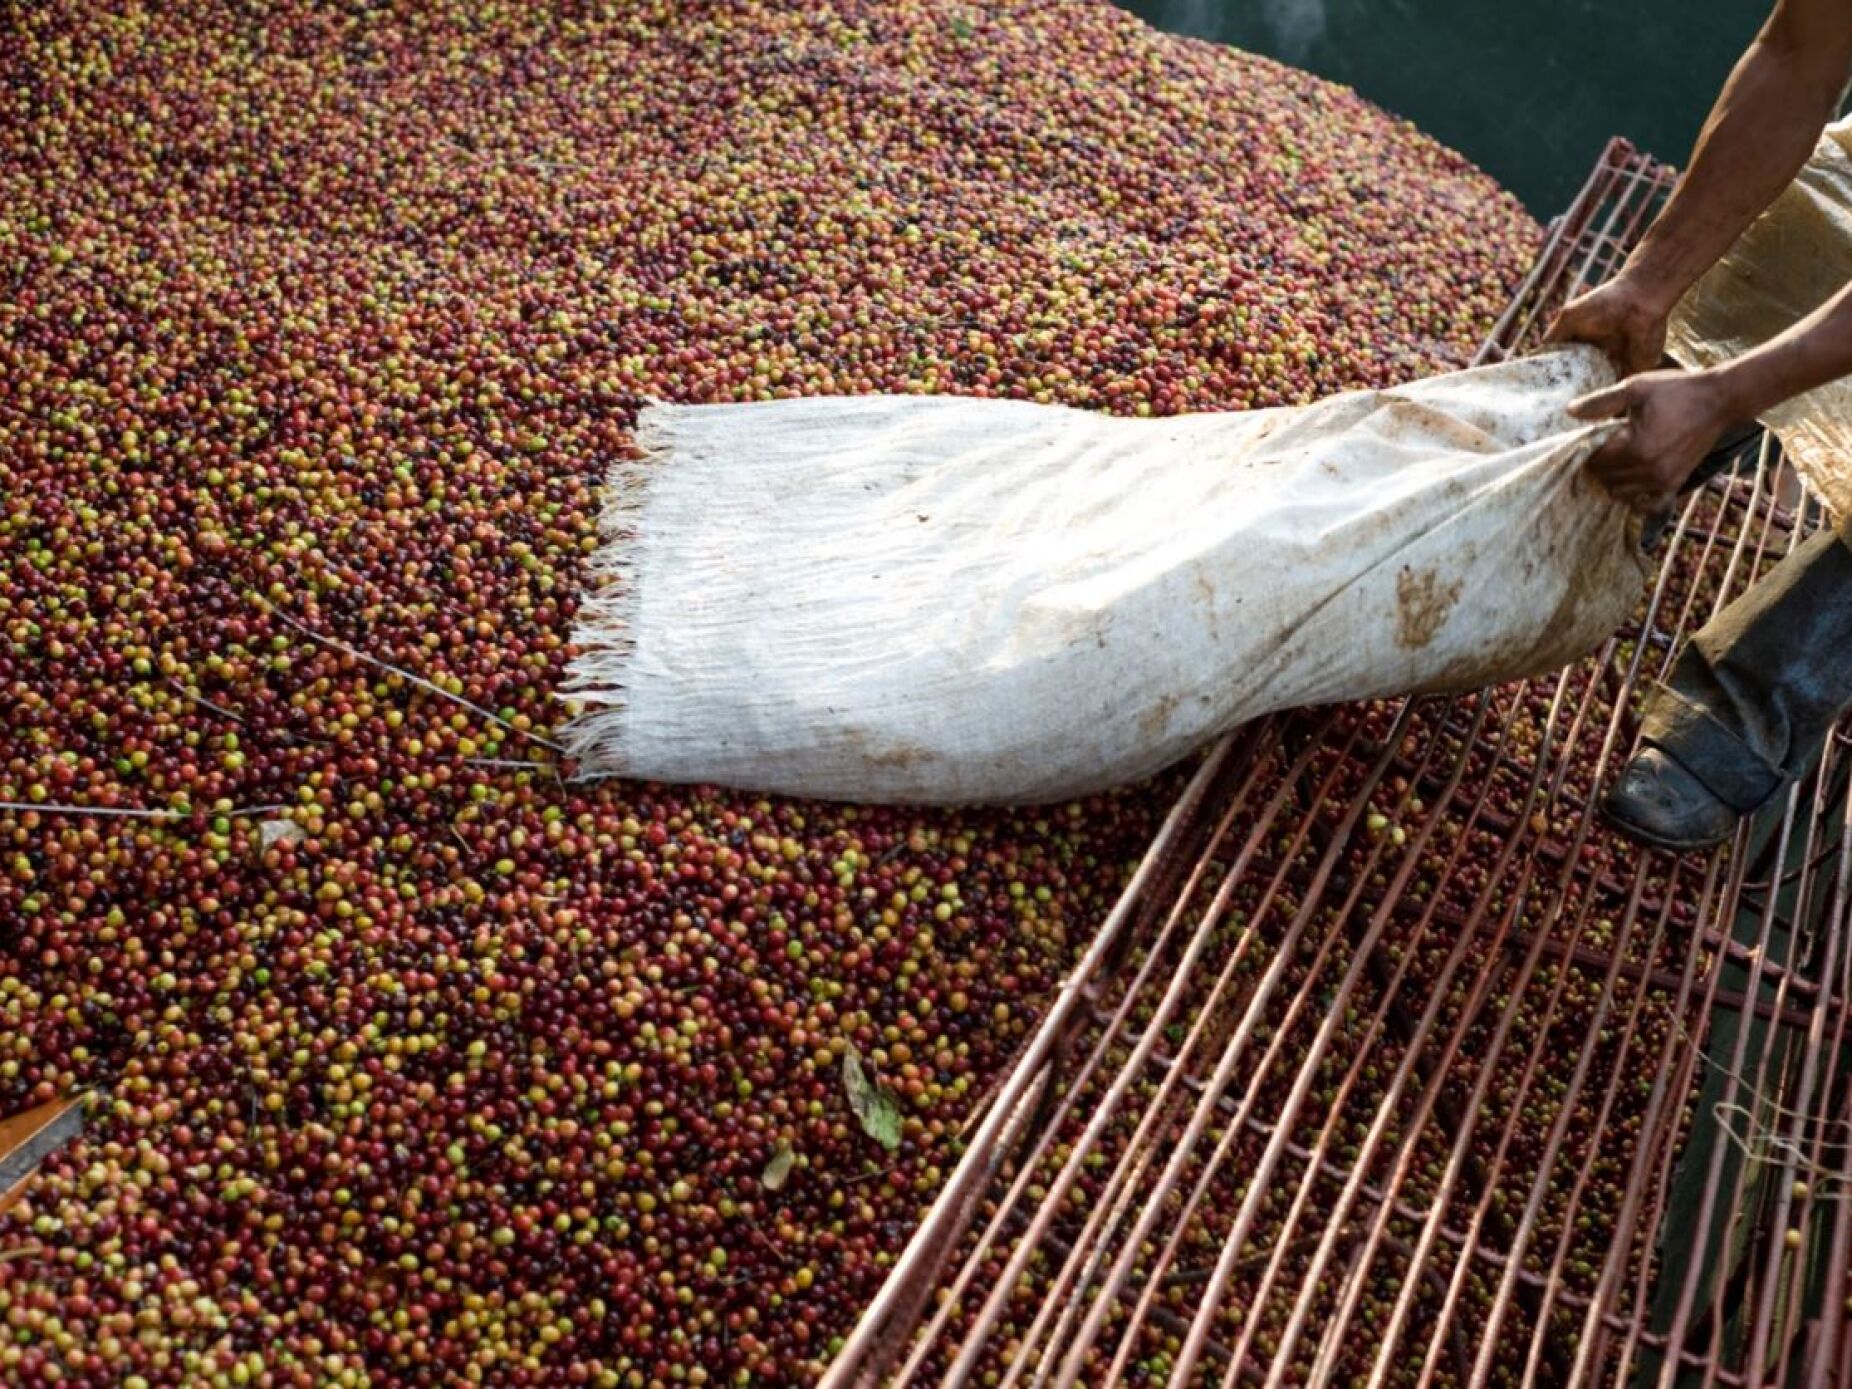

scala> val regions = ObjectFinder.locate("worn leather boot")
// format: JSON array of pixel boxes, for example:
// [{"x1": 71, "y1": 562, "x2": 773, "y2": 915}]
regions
[
  {"x1": 1601, "y1": 747, "x2": 1741, "y2": 851},
  {"x1": 1603, "y1": 525, "x2": 1852, "y2": 851}
]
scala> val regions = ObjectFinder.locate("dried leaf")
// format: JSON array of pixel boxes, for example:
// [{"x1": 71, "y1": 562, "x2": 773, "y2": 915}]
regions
[
  {"x1": 842, "y1": 1044, "x2": 904, "y2": 1152},
  {"x1": 762, "y1": 1140, "x2": 796, "y2": 1192}
]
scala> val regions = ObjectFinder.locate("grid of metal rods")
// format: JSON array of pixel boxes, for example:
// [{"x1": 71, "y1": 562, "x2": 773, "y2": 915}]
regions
[{"x1": 823, "y1": 140, "x2": 1852, "y2": 1387}]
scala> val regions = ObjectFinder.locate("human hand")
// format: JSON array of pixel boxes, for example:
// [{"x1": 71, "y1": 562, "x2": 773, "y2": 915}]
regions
[
  {"x1": 1566, "y1": 367, "x2": 1737, "y2": 514},
  {"x1": 1544, "y1": 276, "x2": 1670, "y2": 378}
]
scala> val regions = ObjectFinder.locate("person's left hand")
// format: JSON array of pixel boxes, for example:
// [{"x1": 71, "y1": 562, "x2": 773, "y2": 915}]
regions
[{"x1": 1566, "y1": 367, "x2": 1737, "y2": 514}]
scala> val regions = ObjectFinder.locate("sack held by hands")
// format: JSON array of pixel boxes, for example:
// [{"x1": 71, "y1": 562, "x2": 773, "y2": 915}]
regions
[{"x1": 560, "y1": 344, "x2": 1647, "y2": 805}]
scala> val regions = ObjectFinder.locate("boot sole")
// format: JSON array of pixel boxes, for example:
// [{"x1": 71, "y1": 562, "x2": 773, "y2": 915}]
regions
[{"x1": 1597, "y1": 800, "x2": 1733, "y2": 854}]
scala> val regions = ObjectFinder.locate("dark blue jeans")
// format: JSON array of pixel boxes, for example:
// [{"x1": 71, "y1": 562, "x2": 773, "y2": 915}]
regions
[{"x1": 1642, "y1": 525, "x2": 1852, "y2": 811}]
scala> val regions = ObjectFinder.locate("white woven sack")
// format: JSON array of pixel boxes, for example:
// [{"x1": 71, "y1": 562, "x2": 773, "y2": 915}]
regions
[{"x1": 561, "y1": 345, "x2": 1647, "y2": 804}]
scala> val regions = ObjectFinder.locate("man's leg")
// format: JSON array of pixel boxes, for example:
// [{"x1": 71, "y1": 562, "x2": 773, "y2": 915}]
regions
[{"x1": 1604, "y1": 524, "x2": 1852, "y2": 850}]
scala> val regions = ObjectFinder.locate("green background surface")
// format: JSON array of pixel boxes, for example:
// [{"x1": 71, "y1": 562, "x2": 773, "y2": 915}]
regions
[{"x1": 1124, "y1": 0, "x2": 1767, "y2": 216}]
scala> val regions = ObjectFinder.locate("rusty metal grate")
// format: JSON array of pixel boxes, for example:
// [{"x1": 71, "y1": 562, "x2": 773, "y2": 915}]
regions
[{"x1": 824, "y1": 139, "x2": 1852, "y2": 1387}]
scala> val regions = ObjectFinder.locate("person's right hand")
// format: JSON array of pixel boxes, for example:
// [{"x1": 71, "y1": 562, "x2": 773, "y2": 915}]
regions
[
  {"x1": 1544, "y1": 276, "x2": 1670, "y2": 379},
  {"x1": 1567, "y1": 365, "x2": 1736, "y2": 514}
]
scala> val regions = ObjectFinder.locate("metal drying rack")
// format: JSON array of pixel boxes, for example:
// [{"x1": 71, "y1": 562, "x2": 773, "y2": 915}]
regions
[{"x1": 823, "y1": 140, "x2": 1852, "y2": 1387}]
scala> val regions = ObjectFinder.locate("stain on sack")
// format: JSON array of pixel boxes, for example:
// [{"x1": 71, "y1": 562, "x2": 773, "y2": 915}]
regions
[
  {"x1": 1375, "y1": 397, "x2": 1498, "y2": 452},
  {"x1": 842, "y1": 728, "x2": 931, "y2": 771},
  {"x1": 1139, "y1": 692, "x2": 1180, "y2": 740},
  {"x1": 1193, "y1": 571, "x2": 1222, "y2": 642},
  {"x1": 866, "y1": 747, "x2": 930, "y2": 770},
  {"x1": 1394, "y1": 566, "x2": 1463, "y2": 650},
  {"x1": 1431, "y1": 543, "x2": 1629, "y2": 692}
]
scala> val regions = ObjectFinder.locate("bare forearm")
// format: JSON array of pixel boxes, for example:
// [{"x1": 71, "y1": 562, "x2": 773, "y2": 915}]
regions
[
  {"x1": 1625, "y1": 7, "x2": 1852, "y2": 313},
  {"x1": 1712, "y1": 279, "x2": 1852, "y2": 417},
  {"x1": 1554, "y1": 1, "x2": 1852, "y2": 511}
]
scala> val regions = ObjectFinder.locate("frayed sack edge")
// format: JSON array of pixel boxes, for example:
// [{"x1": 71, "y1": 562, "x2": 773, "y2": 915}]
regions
[{"x1": 556, "y1": 400, "x2": 680, "y2": 777}]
